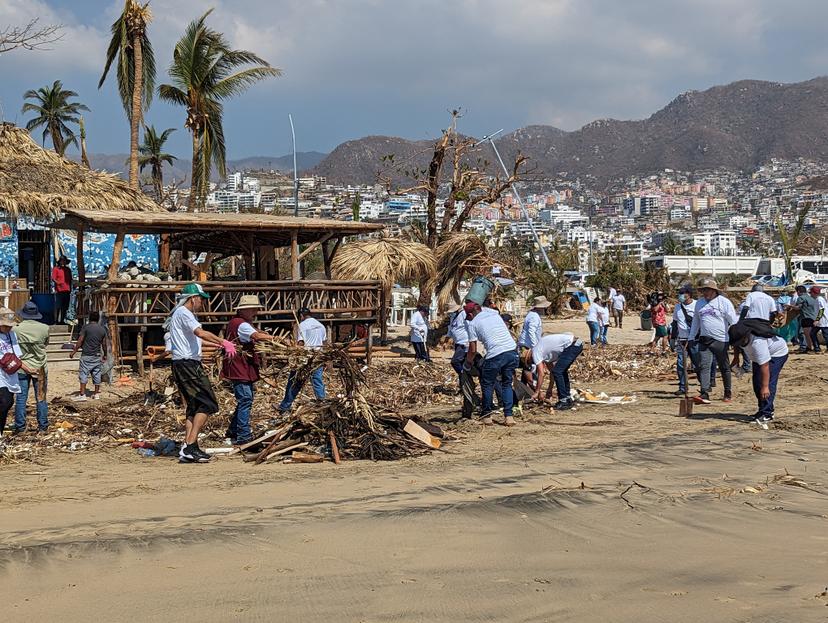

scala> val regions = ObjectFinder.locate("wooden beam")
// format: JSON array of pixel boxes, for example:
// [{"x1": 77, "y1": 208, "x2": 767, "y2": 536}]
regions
[
  {"x1": 297, "y1": 233, "x2": 333, "y2": 262},
  {"x1": 290, "y1": 231, "x2": 300, "y2": 280},
  {"x1": 107, "y1": 228, "x2": 125, "y2": 282},
  {"x1": 321, "y1": 240, "x2": 332, "y2": 279},
  {"x1": 76, "y1": 226, "x2": 85, "y2": 322}
]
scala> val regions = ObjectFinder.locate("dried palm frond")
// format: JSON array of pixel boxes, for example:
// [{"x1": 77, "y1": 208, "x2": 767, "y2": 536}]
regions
[
  {"x1": 433, "y1": 232, "x2": 494, "y2": 310},
  {"x1": 331, "y1": 237, "x2": 436, "y2": 290},
  {"x1": 0, "y1": 123, "x2": 162, "y2": 218}
]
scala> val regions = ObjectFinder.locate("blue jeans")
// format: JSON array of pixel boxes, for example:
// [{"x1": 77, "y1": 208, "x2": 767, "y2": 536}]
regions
[
  {"x1": 552, "y1": 341, "x2": 583, "y2": 402},
  {"x1": 14, "y1": 371, "x2": 49, "y2": 431},
  {"x1": 752, "y1": 355, "x2": 787, "y2": 418},
  {"x1": 810, "y1": 326, "x2": 828, "y2": 352},
  {"x1": 676, "y1": 340, "x2": 717, "y2": 392},
  {"x1": 480, "y1": 350, "x2": 519, "y2": 417},
  {"x1": 599, "y1": 324, "x2": 608, "y2": 345},
  {"x1": 586, "y1": 321, "x2": 600, "y2": 346},
  {"x1": 279, "y1": 367, "x2": 325, "y2": 412},
  {"x1": 228, "y1": 381, "x2": 255, "y2": 441}
]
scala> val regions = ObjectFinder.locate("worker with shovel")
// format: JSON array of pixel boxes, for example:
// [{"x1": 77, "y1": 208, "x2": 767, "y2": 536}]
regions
[{"x1": 222, "y1": 295, "x2": 277, "y2": 445}]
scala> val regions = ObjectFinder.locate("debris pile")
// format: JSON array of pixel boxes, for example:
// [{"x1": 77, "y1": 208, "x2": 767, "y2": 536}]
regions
[{"x1": 571, "y1": 345, "x2": 675, "y2": 383}]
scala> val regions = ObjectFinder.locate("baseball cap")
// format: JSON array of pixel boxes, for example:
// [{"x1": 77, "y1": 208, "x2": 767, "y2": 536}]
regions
[{"x1": 181, "y1": 283, "x2": 210, "y2": 299}]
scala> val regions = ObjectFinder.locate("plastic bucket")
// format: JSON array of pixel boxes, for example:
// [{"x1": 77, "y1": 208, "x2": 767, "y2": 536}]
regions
[{"x1": 466, "y1": 276, "x2": 495, "y2": 305}]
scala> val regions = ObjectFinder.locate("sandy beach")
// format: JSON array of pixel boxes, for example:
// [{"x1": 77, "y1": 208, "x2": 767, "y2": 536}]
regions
[{"x1": 2, "y1": 318, "x2": 827, "y2": 622}]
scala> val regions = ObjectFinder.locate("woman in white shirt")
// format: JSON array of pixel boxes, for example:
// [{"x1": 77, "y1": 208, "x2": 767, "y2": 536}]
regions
[
  {"x1": 409, "y1": 305, "x2": 431, "y2": 362},
  {"x1": 0, "y1": 307, "x2": 23, "y2": 434}
]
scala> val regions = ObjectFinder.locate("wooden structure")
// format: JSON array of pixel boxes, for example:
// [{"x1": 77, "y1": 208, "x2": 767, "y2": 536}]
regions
[{"x1": 49, "y1": 208, "x2": 386, "y2": 367}]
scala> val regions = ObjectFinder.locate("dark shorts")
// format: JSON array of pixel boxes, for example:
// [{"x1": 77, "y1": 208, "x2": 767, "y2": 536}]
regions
[
  {"x1": 802, "y1": 318, "x2": 815, "y2": 328},
  {"x1": 654, "y1": 324, "x2": 669, "y2": 337},
  {"x1": 171, "y1": 359, "x2": 219, "y2": 419}
]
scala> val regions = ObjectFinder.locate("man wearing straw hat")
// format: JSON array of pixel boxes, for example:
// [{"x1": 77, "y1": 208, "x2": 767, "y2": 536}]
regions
[
  {"x1": 167, "y1": 283, "x2": 237, "y2": 463},
  {"x1": 12, "y1": 301, "x2": 50, "y2": 433},
  {"x1": 222, "y1": 295, "x2": 276, "y2": 445},
  {"x1": 0, "y1": 308, "x2": 23, "y2": 435}
]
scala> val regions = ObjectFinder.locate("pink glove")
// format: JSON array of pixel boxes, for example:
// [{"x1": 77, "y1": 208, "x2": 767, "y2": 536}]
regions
[{"x1": 222, "y1": 339, "x2": 237, "y2": 359}]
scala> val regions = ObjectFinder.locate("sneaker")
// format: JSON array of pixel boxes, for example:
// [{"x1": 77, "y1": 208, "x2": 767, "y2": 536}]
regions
[
  {"x1": 723, "y1": 395, "x2": 733, "y2": 404},
  {"x1": 553, "y1": 399, "x2": 573, "y2": 411},
  {"x1": 92, "y1": 393, "x2": 102, "y2": 400},
  {"x1": 480, "y1": 414, "x2": 494, "y2": 426},
  {"x1": 179, "y1": 444, "x2": 209, "y2": 464},
  {"x1": 504, "y1": 416, "x2": 516, "y2": 427},
  {"x1": 71, "y1": 394, "x2": 88, "y2": 402},
  {"x1": 751, "y1": 416, "x2": 770, "y2": 430},
  {"x1": 693, "y1": 395, "x2": 711, "y2": 405},
  {"x1": 674, "y1": 389, "x2": 686, "y2": 396},
  {"x1": 192, "y1": 445, "x2": 212, "y2": 461}
]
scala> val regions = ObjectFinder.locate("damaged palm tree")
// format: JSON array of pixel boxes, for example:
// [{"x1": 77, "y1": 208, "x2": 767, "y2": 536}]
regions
[{"x1": 255, "y1": 338, "x2": 439, "y2": 461}]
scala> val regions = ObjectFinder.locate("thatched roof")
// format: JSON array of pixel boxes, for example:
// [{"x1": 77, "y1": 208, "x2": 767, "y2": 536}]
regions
[
  {"x1": 331, "y1": 238, "x2": 436, "y2": 290},
  {"x1": 0, "y1": 122, "x2": 162, "y2": 218}
]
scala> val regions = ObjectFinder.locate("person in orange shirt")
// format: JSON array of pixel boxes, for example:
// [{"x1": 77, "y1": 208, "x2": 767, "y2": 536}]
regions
[{"x1": 51, "y1": 256, "x2": 72, "y2": 325}]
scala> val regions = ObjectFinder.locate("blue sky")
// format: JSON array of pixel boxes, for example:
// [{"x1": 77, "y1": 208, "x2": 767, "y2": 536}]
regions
[{"x1": 2, "y1": 0, "x2": 828, "y2": 160}]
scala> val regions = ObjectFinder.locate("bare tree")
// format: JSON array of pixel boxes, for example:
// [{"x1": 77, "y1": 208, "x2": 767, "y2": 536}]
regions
[{"x1": 0, "y1": 19, "x2": 63, "y2": 54}]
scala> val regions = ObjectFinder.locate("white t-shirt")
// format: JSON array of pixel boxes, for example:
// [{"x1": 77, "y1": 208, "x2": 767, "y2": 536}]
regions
[
  {"x1": 299, "y1": 317, "x2": 326, "y2": 350},
  {"x1": 170, "y1": 306, "x2": 202, "y2": 361},
  {"x1": 612, "y1": 295, "x2": 626, "y2": 311},
  {"x1": 744, "y1": 335, "x2": 789, "y2": 365},
  {"x1": 689, "y1": 296, "x2": 738, "y2": 343},
  {"x1": 608, "y1": 287, "x2": 617, "y2": 301},
  {"x1": 237, "y1": 321, "x2": 256, "y2": 344},
  {"x1": 597, "y1": 304, "x2": 610, "y2": 325},
  {"x1": 448, "y1": 311, "x2": 469, "y2": 346},
  {"x1": 817, "y1": 296, "x2": 828, "y2": 328},
  {"x1": 518, "y1": 310, "x2": 542, "y2": 348},
  {"x1": 468, "y1": 307, "x2": 517, "y2": 359},
  {"x1": 532, "y1": 333, "x2": 575, "y2": 365},
  {"x1": 0, "y1": 331, "x2": 22, "y2": 393},
  {"x1": 586, "y1": 303, "x2": 600, "y2": 323},
  {"x1": 672, "y1": 301, "x2": 696, "y2": 340},
  {"x1": 744, "y1": 291, "x2": 777, "y2": 321},
  {"x1": 409, "y1": 310, "x2": 429, "y2": 343}
]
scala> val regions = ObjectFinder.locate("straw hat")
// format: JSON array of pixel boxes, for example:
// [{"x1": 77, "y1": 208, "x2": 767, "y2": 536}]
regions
[
  {"x1": 236, "y1": 295, "x2": 263, "y2": 311},
  {"x1": 531, "y1": 295, "x2": 552, "y2": 309},
  {"x1": 696, "y1": 277, "x2": 720, "y2": 292},
  {"x1": 0, "y1": 307, "x2": 16, "y2": 328}
]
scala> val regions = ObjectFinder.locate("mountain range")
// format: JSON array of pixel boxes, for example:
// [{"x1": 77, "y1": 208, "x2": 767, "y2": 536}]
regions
[
  {"x1": 312, "y1": 77, "x2": 828, "y2": 185},
  {"x1": 81, "y1": 151, "x2": 328, "y2": 183}
]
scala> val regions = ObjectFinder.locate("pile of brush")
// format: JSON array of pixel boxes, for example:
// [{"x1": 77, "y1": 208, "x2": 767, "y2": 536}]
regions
[{"x1": 571, "y1": 345, "x2": 676, "y2": 383}]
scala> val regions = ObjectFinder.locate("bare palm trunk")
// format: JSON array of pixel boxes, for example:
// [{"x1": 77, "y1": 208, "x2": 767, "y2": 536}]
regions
[
  {"x1": 79, "y1": 116, "x2": 90, "y2": 168},
  {"x1": 188, "y1": 128, "x2": 199, "y2": 212},
  {"x1": 129, "y1": 33, "x2": 143, "y2": 189},
  {"x1": 50, "y1": 124, "x2": 64, "y2": 156}
]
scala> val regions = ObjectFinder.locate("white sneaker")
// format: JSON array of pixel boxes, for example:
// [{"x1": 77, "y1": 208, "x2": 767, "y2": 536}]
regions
[
  {"x1": 92, "y1": 393, "x2": 102, "y2": 400},
  {"x1": 71, "y1": 394, "x2": 88, "y2": 402}
]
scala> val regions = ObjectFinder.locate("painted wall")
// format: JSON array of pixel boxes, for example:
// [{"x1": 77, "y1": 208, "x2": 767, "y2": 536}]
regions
[
  {"x1": 54, "y1": 230, "x2": 159, "y2": 277},
  {"x1": 0, "y1": 219, "x2": 18, "y2": 276}
]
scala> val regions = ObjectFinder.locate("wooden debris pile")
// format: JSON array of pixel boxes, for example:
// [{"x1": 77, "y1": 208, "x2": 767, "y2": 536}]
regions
[{"x1": 571, "y1": 345, "x2": 675, "y2": 383}]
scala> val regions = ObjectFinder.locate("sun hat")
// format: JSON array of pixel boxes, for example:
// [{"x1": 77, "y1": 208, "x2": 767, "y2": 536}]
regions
[
  {"x1": 531, "y1": 295, "x2": 552, "y2": 309},
  {"x1": 0, "y1": 307, "x2": 16, "y2": 328},
  {"x1": 696, "y1": 277, "x2": 719, "y2": 292},
  {"x1": 18, "y1": 301, "x2": 42, "y2": 320},
  {"x1": 180, "y1": 283, "x2": 210, "y2": 300},
  {"x1": 236, "y1": 295, "x2": 263, "y2": 311}
]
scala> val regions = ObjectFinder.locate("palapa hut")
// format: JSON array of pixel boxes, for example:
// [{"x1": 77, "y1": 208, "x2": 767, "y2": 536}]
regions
[{"x1": 0, "y1": 122, "x2": 162, "y2": 318}]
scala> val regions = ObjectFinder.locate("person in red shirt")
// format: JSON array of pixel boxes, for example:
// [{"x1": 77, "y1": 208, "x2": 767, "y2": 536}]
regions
[{"x1": 51, "y1": 256, "x2": 72, "y2": 325}]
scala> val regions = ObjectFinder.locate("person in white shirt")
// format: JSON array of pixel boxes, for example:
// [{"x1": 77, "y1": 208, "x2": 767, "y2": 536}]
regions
[
  {"x1": 807, "y1": 286, "x2": 828, "y2": 353},
  {"x1": 743, "y1": 284, "x2": 777, "y2": 321},
  {"x1": 523, "y1": 333, "x2": 583, "y2": 410},
  {"x1": 409, "y1": 305, "x2": 431, "y2": 362},
  {"x1": 518, "y1": 296, "x2": 549, "y2": 350},
  {"x1": 280, "y1": 307, "x2": 328, "y2": 413},
  {"x1": 448, "y1": 305, "x2": 478, "y2": 419},
  {"x1": 168, "y1": 283, "x2": 237, "y2": 464},
  {"x1": 688, "y1": 278, "x2": 738, "y2": 404},
  {"x1": 598, "y1": 302, "x2": 610, "y2": 345},
  {"x1": 612, "y1": 290, "x2": 626, "y2": 328},
  {"x1": 670, "y1": 284, "x2": 716, "y2": 396},
  {"x1": 0, "y1": 308, "x2": 23, "y2": 434},
  {"x1": 729, "y1": 320, "x2": 789, "y2": 428},
  {"x1": 585, "y1": 298, "x2": 605, "y2": 346},
  {"x1": 463, "y1": 301, "x2": 519, "y2": 426}
]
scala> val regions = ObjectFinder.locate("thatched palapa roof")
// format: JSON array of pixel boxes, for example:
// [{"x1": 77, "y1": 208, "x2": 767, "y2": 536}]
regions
[
  {"x1": 0, "y1": 122, "x2": 162, "y2": 218},
  {"x1": 331, "y1": 238, "x2": 436, "y2": 290}
]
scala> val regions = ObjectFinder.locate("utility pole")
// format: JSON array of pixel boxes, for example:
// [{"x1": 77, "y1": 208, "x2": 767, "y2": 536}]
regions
[
  {"x1": 588, "y1": 199, "x2": 595, "y2": 273},
  {"x1": 478, "y1": 130, "x2": 552, "y2": 271},
  {"x1": 289, "y1": 114, "x2": 299, "y2": 217}
]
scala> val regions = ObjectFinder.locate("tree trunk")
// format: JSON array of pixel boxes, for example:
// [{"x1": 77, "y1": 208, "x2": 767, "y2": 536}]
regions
[
  {"x1": 129, "y1": 32, "x2": 143, "y2": 189},
  {"x1": 188, "y1": 128, "x2": 199, "y2": 211},
  {"x1": 50, "y1": 124, "x2": 64, "y2": 155}
]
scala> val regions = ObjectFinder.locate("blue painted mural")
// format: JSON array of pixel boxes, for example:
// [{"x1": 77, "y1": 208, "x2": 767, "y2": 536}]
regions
[{"x1": 0, "y1": 219, "x2": 17, "y2": 277}]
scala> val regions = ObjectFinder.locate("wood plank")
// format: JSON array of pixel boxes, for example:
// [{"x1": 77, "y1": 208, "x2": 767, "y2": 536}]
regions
[
  {"x1": 329, "y1": 430, "x2": 341, "y2": 465},
  {"x1": 403, "y1": 419, "x2": 441, "y2": 449},
  {"x1": 263, "y1": 442, "x2": 309, "y2": 463},
  {"x1": 290, "y1": 451, "x2": 324, "y2": 463}
]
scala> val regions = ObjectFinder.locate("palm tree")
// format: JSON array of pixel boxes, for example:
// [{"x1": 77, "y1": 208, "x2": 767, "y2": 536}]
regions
[
  {"x1": 138, "y1": 125, "x2": 176, "y2": 202},
  {"x1": 99, "y1": 0, "x2": 155, "y2": 190},
  {"x1": 21, "y1": 80, "x2": 89, "y2": 156},
  {"x1": 159, "y1": 10, "x2": 281, "y2": 210}
]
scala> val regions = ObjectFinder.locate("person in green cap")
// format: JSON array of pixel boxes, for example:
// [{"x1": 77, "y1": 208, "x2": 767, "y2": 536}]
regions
[{"x1": 166, "y1": 283, "x2": 237, "y2": 463}]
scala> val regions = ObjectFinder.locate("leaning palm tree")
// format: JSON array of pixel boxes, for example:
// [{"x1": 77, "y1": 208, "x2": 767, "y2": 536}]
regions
[
  {"x1": 99, "y1": 0, "x2": 155, "y2": 190},
  {"x1": 159, "y1": 10, "x2": 281, "y2": 210},
  {"x1": 21, "y1": 80, "x2": 89, "y2": 156},
  {"x1": 138, "y1": 124, "x2": 176, "y2": 202}
]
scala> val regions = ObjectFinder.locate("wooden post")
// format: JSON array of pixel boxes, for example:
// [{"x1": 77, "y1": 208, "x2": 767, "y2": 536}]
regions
[
  {"x1": 107, "y1": 228, "x2": 125, "y2": 282},
  {"x1": 290, "y1": 231, "x2": 300, "y2": 280},
  {"x1": 107, "y1": 293, "x2": 120, "y2": 364},
  {"x1": 159, "y1": 234, "x2": 171, "y2": 272},
  {"x1": 380, "y1": 286, "x2": 388, "y2": 344},
  {"x1": 76, "y1": 226, "x2": 86, "y2": 323},
  {"x1": 322, "y1": 240, "x2": 332, "y2": 279},
  {"x1": 367, "y1": 324, "x2": 373, "y2": 365}
]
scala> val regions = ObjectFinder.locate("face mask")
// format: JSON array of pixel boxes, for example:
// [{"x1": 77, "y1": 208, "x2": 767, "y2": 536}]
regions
[{"x1": 678, "y1": 294, "x2": 687, "y2": 303}]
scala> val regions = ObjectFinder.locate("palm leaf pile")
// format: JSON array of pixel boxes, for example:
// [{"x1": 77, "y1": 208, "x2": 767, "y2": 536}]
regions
[
  {"x1": 432, "y1": 232, "x2": 494, "y2": 309},
  {"x1": 0, "y1": 123, "x2": 162, "y2": 218},
  {"x1": 331, "y1": 237, "x2": 436, "y2": 291}
]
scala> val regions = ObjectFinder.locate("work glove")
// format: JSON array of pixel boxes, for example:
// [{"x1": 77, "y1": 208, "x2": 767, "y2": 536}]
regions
[{"x1": 222, "y1": 340, "x2": 238, "y2": 359}]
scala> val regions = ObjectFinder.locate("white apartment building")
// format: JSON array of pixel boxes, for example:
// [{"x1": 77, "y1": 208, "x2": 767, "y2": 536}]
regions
[
  {"x1": 600, "y1": 237, "x2": 645, "y2": 263},
  {"x1": 539, "y1": 205, "x2": 587, "y2": 228},
  {"x1": 670, "y1": 205, "x2": 692, "y2": 221},
  {"x1": 225, "y1": 172, "x2": 243, "y2": 191},
  {"x1": 692, "y1": 230, "x2": 737, "y2": 256}
]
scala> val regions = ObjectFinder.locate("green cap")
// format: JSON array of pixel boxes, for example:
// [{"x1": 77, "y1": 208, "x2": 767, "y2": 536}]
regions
[{"x1": 181, "y1": 283, "x2": 210, "y2": 299}]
